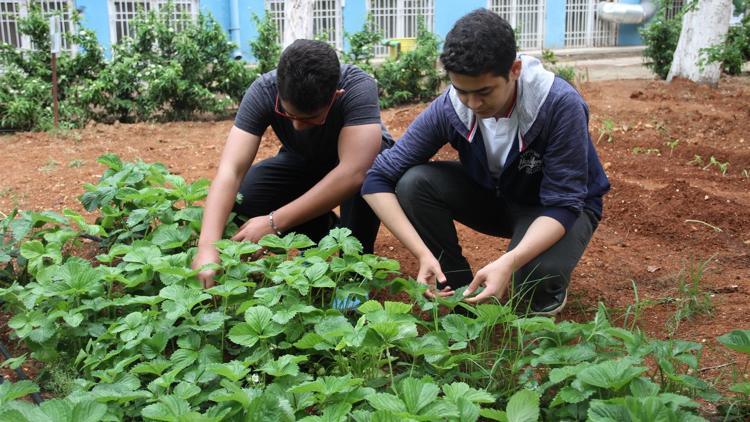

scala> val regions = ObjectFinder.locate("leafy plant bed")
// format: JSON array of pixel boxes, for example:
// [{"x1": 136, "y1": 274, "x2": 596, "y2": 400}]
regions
[{"x1": 1, "y1": 155, "x2": 749, "y2": 421}]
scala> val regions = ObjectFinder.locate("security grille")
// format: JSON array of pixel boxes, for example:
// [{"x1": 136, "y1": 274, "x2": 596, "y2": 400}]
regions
[
  {"x1": 108, "y1": 0, "x2": 198, "y2": 44},
  {"x1": 313, "y1": 0, "x2": 342, "y2": 50},
  {"x1": 367, "y1": 0, "x2": 434, "y2": 57},
  {"x1": 0, "y1": 1, "x2": 75, "y2": 51},
  {"x1": 264, "y1": 0, "x2": 342, "y2": 50},
  {"x1": 564, "y1": 0, "x2": 618, "y2": 48},
  {"x1": 489, "y1": 0, "x2": 544, "y2": 50},
  {"x1": 664, "y1": 0, "x2": 684, "y2": 20},
  {"x1": 264, "y1": 0, "x2": 284, "y2": 44}
]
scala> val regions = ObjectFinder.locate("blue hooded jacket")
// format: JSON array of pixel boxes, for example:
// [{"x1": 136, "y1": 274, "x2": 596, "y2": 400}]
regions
[{"x1": 361, "y1": 55, "x2": 610, "y2": 231}]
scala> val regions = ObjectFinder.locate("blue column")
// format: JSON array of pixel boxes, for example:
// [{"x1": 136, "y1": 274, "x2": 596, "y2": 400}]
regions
[
  {"x1": 617, "y1": 0, "x2": 644, "y2": 46},
  {"x1": 434, "y1": 0, "x2": 486, "y2": 40},
  {"x1": 76, "y1": 0, "x2": 113, "y2": 58},
  {"x1": 544, "y1": 0, "x2": 566, "y2": 49},
  {"x1": 342, "y1": 0, "x2": 368, "y2": 51}
]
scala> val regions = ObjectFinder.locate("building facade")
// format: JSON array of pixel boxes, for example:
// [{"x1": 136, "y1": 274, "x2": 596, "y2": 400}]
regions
[{"x1": 0, "y1": 0, "x2": 660, "y2": 61}]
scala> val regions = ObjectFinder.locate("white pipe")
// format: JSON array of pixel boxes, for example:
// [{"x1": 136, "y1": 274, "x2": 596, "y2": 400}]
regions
[
  {"x1": 597, "y1": 1, "x2": 656, "y2": 24},
  {"x1": 229, "y1": 0, "x2": 242, "y2": 59}
]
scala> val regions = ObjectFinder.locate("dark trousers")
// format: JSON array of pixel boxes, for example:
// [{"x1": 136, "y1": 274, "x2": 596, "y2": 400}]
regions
[
  {"x1": 233, "y1": 149, "x2": 380, "y2": 253},
  {"x1": 395, "y1": 161, "x2": 599, "y2": 310}
]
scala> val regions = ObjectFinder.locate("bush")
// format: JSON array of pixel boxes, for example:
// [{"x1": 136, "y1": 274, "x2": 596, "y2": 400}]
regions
[
  {"x1": 0, "y1": 5, "x2": 105, "y2": 130},
  {"x1": 540, "y1": 49, "x2": 577, "y2": 84},
  {"x1": 250, "y1": 11, "x2": 281, "y2": 75},
  {"x1": 640, "y1": 0, "x2": 685, "y2": 80},
  {"x1": 343, "y1": 15, "x2": 382, "y2": 76},
  {"x1": 375, "y1": 18, "x2": 442, "y2": 108},
  {"x1": 84, "y1": 3, "x2": 255, "y2": 122},
  {"x1": 700, "y1": 11, "x2": 750, "y2": 75}
]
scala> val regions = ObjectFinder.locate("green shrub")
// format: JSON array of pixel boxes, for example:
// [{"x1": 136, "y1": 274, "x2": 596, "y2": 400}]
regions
[
  {"x1": 0, "y1": 5, "x2": 105, "y2": 130},
  {"x1": 700, "y1": 12, "x2": 750, "y2": 75},
  {"x1": 540, "y1": 49, "x2": 577, "y2": 84},
  {"x1": 375, "y1": 18, "x2": 442, "y2": 108},
  {"x1": 250, "y1": 11, "x2": 281, "y2": 74},
  {"x1": 640, "y1": 0, "x2": 687, "y2": 80},
  {"x1": 84, "y1": 3, "x2": 255, "y2": 123},
  {"x1": 343, "y1": 15, "x2": 382, "y2": 75}
]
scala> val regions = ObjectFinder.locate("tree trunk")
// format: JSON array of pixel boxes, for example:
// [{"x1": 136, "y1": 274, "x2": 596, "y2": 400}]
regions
[
  {"x1": 284, "y1": 0, "x2": 313, "y2": 47},
  {"x1": 667, "y1": 0, "x2": 733, "y2": 86}
]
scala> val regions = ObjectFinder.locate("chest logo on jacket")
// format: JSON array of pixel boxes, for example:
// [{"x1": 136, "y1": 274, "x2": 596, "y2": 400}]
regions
[{"x1": 518, "y1": 150, "x2": 542, "y2": 175}]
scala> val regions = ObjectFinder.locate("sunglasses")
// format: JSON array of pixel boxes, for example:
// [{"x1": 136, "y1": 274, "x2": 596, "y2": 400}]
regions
[{"x1": 274, "y1": 89, "x2": 344, "y2": 126}]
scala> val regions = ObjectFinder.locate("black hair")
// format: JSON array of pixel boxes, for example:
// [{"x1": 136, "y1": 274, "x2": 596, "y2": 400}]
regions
[
  {"x1": 439, "y1": 9, "x2": 517, "y2": 79},
  {"x1": 277, "y1": 39, "x2": 341, "y2": 114}
]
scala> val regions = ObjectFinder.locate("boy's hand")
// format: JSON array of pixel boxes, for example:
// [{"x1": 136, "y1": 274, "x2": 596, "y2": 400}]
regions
[
  {"x1": 463, "y1": 254, "x2": 514, "y2": 304},
  {"x1": 417, "y1": 254, "x2": 454, "y2": 298},
  {"x1": 231, "y1": 215, "x2": 276, "y2": 243},
  {"x1": 193, "y1": 245, "x2": 220, "y2": 288}
]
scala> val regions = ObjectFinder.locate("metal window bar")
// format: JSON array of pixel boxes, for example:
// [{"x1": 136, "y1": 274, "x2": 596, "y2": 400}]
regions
[
  {"x1": 264, "y1": 0, "x2": 284, "y2": 44},
  {"x1": 564, "y1": 0, "x2": 617, "y2": 48},
  {"x1": 110, "y1": 0, "x2": 198, "y2": 44},
  {"x1": 0, "y1": 1, "x2": 22, "y2": 48},
  {"x1": 489, "y1": 0, "x2": 545, "y2": 50},
  {"x1": 368, "y1": 0, "x2": 434, "y2": 57},
  {"x1": 664, "y1": 0, "x2": 684, "y2": 20},
  {"x1": 0, "y1": 1, "x2": 75, "y2": 51},
  {"x1": 313, "y1": 0, "x2": 342, "y2": 50}
]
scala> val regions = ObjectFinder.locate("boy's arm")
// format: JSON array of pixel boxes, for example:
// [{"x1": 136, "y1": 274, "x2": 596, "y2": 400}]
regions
[
  {"x1": 255, "y1": 123, "x2": 382, "y2": 234},
  {"x1": 194, "y1": 126, "x2": 260, "y2": 288}
]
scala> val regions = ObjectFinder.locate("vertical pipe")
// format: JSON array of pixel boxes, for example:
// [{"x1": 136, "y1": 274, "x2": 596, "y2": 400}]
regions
[{"x1": 229, "y1": 0, "x2": 242, "y2": 59}]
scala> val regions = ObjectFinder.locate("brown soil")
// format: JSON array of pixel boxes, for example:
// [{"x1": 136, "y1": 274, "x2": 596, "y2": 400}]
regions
[{"x1": 1, "y1": 77, "x2": 749, "y2": 393}]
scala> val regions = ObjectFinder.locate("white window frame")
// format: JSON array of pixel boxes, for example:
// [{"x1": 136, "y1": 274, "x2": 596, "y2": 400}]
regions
[
  {"x1": 264, "y1": 0, "x2": 285, "y2": 45},
  {"x1": 564, "y1": 0, "x2": 617, "y2": 48},
  {"x1": 108, "y1": 0, "x2": 198, "y2": 45},
  {"x1": 264, "y1": 0, "x2": 343, "y2": 51},
  {"x1": 0, "y1": 0, "x2": 76, "y2": 52},
  {"x1": 367, "y1": 0, "x2": 435, "y2": 58},
  {"x1": 488, "y1": 0, "x2": 545, "y2": 50}
]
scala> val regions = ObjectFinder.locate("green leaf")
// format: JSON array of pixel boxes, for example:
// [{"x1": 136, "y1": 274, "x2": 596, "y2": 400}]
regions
[
  {"x1": 506, "y1": 389, "x2": 539, "y2": 422},
  {"x1": 141, "y1": 395, "x2": 193, "y2": 421},
  {"x1": 479, "y1": 408, "x2": 508, "y2": 421},
  {"x1": 150, "y1": 224, "x2": 192, "y2": 250},
  {"x1": 384, "y1": 301, "x2": 413, "y2": 315},
  {"x1": 207, "y1": 361, "x2": 250, "y2": 383},
  {"x1": 97, "y1": 153, "x2": 123, "y2": 171},
  {"x1": 131, "y1": 358, "x2": 173, "y2": 376},
  {"x1": 587, "y1": 400, "x2": 627, "y2": 422},
  {"x1": 717, "y1": 330, "x2": 750, "y2": 353},
  {"x1": 0, "y1": 380, "x2": 39, "y2": 405},
  {"x1": 730, "y1": 382, "x2": 750, "y2": 395},
  {"x1": 272, "y1": 303, "x2": 317, "y2": 325},
  {"x1": 629, "y1": 377, "x2": 660, "y2": 397},
  {"x1": 228, "y1": 323, "x2": 259, "y2": 348},
  {"x1": 244, "y1": 306, "x2": 284, "y2": 338},
  {"x1": 577, "y1": 359, "x2": 646, "y2": 390},
  {"x1": 442, "y1": 382, "x2": 495, "y2": 404},
  {"x1": 260, "y1": 354, "x2": 307, "y2": 377},
  {"x1": 366, "y1": 393, "x2": 406, "y2": 413},
  {"x1": 357, "y1": 300, "x2": 384, "y2": 314},
  {"x1": 399, "y1": 377, "x2": 439, "y2": 414},
  {"x1": 71, "y1": 400, "x2": 109, "y2": 422}
]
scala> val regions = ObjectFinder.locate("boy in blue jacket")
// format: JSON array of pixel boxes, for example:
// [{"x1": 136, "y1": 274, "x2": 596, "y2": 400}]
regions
[{"x1": 362, "y1": 9, "x2": 610, "y2": 314}]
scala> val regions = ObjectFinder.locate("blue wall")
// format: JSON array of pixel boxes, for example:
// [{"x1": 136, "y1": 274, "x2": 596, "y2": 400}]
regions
[
  {"x1": 77, "y1": 0, "x2": 649, "y2": 61},
  {"x1": 77, "y1": 0, "x2": 112, "y2": 57}
]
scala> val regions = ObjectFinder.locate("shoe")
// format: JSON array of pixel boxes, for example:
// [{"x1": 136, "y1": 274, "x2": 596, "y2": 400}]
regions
[{"x1": 529, "y1": 289, "x2": 568, "y2": 316}]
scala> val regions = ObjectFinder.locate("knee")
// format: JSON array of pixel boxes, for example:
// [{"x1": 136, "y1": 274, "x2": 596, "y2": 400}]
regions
[
  {"x1": 395, "y1": 164, "x2": 433, "y2": 203},
  {"x1": 515, "y1": 260, "x2": 572, "y2": 293}
]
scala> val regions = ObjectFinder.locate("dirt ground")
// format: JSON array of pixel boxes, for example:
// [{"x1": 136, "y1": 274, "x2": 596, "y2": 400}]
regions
[{"x1": 1, "y1": 77, "x2": 749, "y2": 391}]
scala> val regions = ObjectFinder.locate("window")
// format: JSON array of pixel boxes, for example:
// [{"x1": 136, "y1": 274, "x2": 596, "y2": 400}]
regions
[
  {"x1": 564, "y1": 0, "x2": 617, "y2": 48},
  {"x1": 264, "y1": 0, "x2": 342, "y2": 50},
  {"x1": 367, "y1": 0, "x2": 434, "y2": 57},
  {"x1": 108, "y1": 0, "x2": 198, "y2": 45},
  {"x1": 488, "y1": 0, "x2": 545, "y2": 50},
  {"x1": 264, "y1": 0, "x2": 284, "y2": 44},
  {"x1": 0, "y1": 0, "x2": 76, "y2": 51}
]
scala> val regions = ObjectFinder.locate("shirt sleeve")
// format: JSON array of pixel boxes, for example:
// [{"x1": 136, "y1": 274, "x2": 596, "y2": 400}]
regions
[
  {"x1": 341, "y1": 70, "x2": 383, "y2": 127},
  {"x1": 538, "y1": 90, "x2": 590, "y2": 231},
  {"x1": 362, "y1": 96, "x2": 449, "y2": 194},
  {"x1": 234, "y1": 77, "x2": 273, "y2": 136}
]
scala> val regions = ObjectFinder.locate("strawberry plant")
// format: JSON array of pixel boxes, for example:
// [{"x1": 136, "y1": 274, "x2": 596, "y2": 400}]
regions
[{"x1": 0, "y1": 154, "x2": 729, "y2": 420}]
